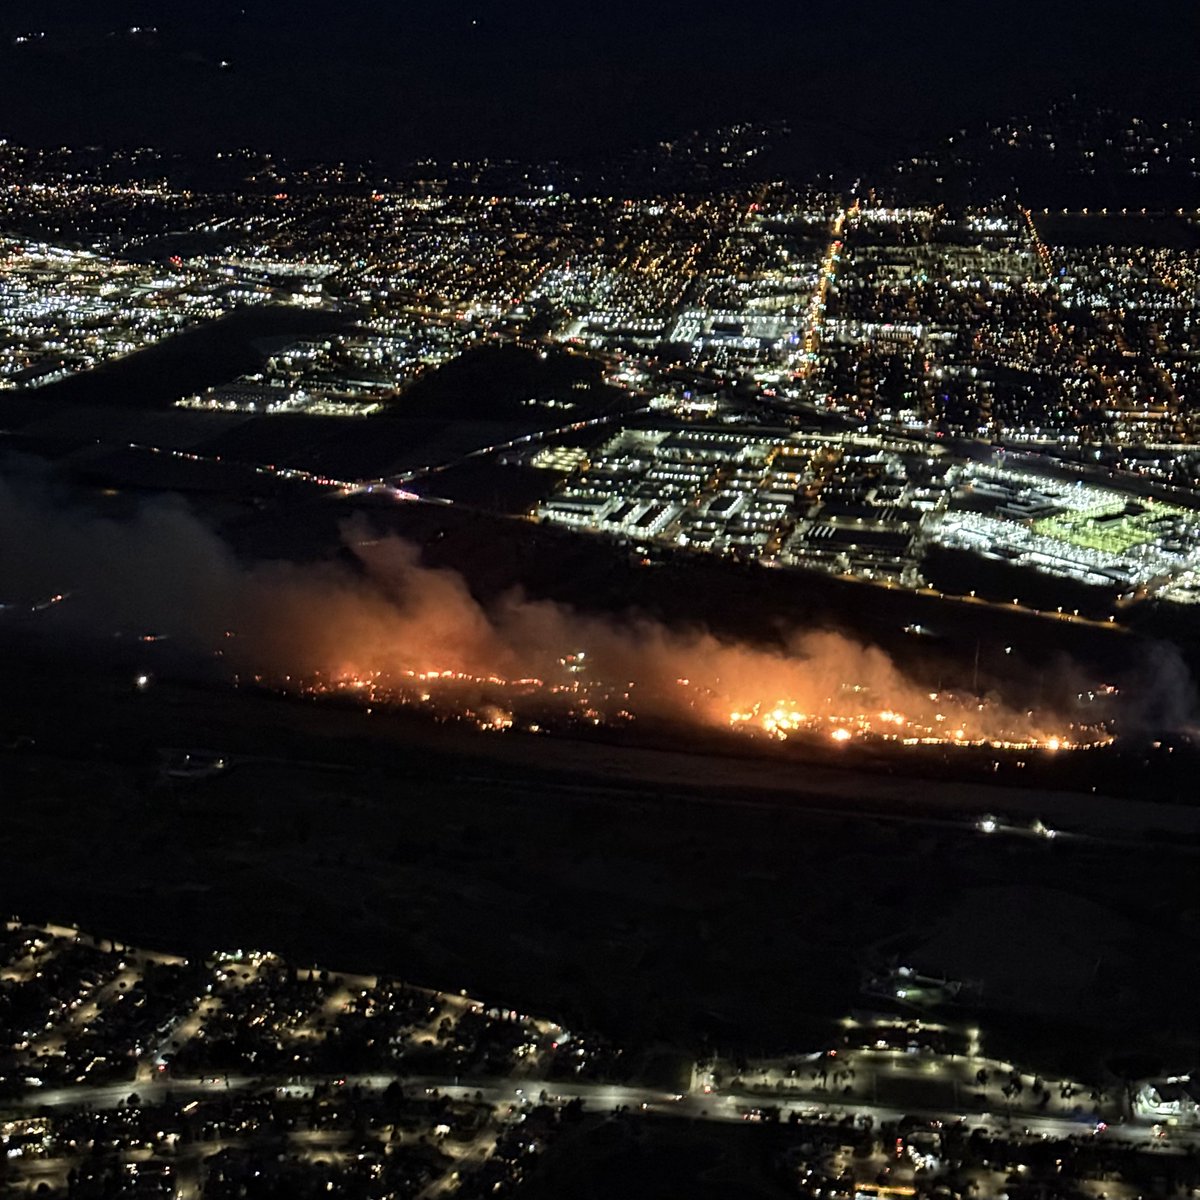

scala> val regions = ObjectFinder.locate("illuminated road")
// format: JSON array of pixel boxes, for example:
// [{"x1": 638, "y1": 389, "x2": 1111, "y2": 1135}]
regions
[
  {"x1": 799, "y1": 206, "x2": 849, "y2": 375},
  {"x1": 23, "y1": 1066, "x2": 1195, "y2": 1154},
  {"x1": 387, "y1": 406, "x2": 652, "y2": 489}
]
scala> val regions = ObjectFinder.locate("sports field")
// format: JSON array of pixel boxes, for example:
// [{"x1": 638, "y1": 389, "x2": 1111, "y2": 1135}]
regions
[{"x1": 1033, "y1": 499, "x2": 1190, "y2": 555}]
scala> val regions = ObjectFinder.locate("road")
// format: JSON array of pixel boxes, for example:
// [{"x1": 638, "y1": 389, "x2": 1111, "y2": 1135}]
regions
[
  {"x1": 799, "y1": 206, "x2": 848, "y2": 375},
  {"x1": 24, "y1": 1067, "x2": 1195, "y2": 1154}
]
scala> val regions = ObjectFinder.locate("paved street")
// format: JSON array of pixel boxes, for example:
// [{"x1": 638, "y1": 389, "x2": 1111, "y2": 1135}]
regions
[{"x1": 26, "y1": 1062, "x2": 1197, "y2": 1153}]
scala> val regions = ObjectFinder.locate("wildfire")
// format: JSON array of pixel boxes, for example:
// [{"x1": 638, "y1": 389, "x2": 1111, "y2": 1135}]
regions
[
  {"x1": 725, "y1": 696, "x2": 1109, "y2": 752},
  {"x1": 277, "y1": 660, "x2": 1112, "y2": 754},
  {"x1": 288, "y1": 663, "x2": 635, "y2": 735}
]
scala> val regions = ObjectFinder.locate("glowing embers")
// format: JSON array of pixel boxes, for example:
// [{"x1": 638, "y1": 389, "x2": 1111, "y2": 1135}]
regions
[
  {"x1": 727, "y1": 695, "x2": 1109, "y2": 752},
  {"x1": 295, "y1": 665, "x2": 632, "y2": 734},
  {"x1": 287, "y1": 664, "x2": 1112, "y2": 753}
]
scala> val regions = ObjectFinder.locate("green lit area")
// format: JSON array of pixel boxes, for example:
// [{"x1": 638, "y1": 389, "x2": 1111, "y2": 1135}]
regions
[{"x1": 1033, "y1": 500, "x2": 1191, "y2": 556}]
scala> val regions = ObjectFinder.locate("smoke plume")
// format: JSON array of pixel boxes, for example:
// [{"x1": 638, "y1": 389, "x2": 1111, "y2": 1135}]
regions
[{"x1": 0, "y1": 459, "x2": 1147, "y2": 747}]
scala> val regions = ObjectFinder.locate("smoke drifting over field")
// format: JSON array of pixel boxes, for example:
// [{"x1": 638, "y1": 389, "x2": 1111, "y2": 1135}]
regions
[{"x1": 0, "y1": 462, "x2": 1158, "y2": 748}]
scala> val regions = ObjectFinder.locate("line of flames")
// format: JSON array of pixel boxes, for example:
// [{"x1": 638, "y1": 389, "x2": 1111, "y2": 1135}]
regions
[{"x1": 275, "y1": 667, "x2": 1112, "y2": 752}]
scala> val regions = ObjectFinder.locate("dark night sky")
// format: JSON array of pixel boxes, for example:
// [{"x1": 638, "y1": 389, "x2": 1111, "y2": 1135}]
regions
[{"x1": 0, "y1": 1, "x2": 1193, "y2": 164}]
